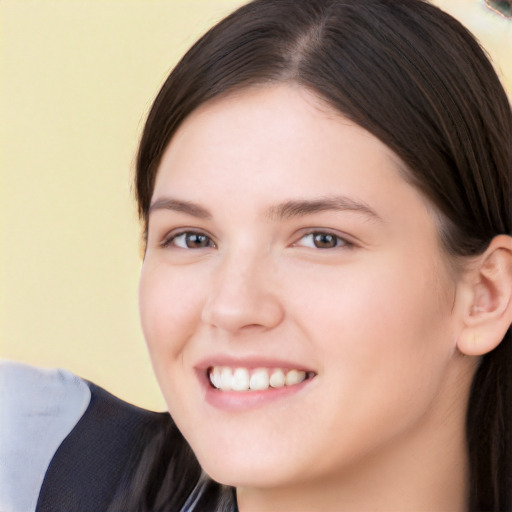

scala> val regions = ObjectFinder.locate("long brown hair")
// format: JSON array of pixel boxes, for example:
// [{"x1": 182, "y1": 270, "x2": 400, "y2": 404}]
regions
[{"x1": 133, "y1": 1, "x2": 512, "y2": 510}]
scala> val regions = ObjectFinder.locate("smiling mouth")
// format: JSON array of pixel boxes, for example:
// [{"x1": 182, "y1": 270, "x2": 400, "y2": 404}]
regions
[{"x1": 208, "y1": 366, "x2": 316, "y2": 392}]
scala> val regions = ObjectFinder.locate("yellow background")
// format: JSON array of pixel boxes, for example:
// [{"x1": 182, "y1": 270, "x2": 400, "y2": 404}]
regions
[{"x1": 1, "y1": 1, "x2": 510, "y2": 412}]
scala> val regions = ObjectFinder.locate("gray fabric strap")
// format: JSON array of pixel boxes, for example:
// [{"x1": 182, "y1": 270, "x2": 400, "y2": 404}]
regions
[{"x1": 0, "y1": 360, "x2": 90, "y2": 512}]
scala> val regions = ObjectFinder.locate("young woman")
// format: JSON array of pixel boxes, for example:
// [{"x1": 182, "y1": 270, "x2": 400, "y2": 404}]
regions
[
  {"x1": 2, "y1": 0, "x2": 510, "y2": 511},
  {"x1": 134, "y1": 0, "x2": 512, "y2": 510}
]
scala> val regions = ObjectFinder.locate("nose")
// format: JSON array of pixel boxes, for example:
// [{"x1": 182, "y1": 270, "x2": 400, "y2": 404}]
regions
[{"x1": 201, "y1": 252, "x2": 285, "y2": 333}]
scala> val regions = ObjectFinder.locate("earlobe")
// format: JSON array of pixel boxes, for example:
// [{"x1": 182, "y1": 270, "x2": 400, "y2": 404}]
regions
[{"x1": 456, "y1": 235, "x2": 512, "y2": 356}]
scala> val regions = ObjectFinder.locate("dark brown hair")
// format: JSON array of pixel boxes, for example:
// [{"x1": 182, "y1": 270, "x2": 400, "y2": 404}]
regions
[{"x1": 134, "y1": 1, "x2": 512, "y2": 510}]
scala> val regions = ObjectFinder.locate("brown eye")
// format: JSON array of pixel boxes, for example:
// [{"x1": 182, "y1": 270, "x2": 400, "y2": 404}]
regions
[
  {"x1": 295, "y1": 232, "x2": 350, "y2": 249},
  {"x1": 312, "y1": 233, "x2": 339, "y2": 249},
  {"x1": 168, "y1": 232, "x2": 215, "y2": 249}
]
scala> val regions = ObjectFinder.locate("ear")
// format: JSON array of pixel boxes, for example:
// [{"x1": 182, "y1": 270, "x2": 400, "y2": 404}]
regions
[{"x1": 456, "y1": 235, "x2": 512, "y2": 356}]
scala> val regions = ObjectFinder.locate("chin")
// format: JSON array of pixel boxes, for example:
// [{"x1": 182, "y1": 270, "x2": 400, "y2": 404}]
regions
[
  {"x1": 189, "y1": 436, "x2": 305, "y2": 488},
  {"x1": 201, "y1": 459, "x2": 298, "y2": 489}
]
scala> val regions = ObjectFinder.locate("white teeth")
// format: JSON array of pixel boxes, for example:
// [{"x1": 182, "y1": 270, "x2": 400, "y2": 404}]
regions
[
  {"x1": 232, "y1": 368, "x2": 250, "y2": 391},
  {"x1": 209, "y1": 366, "x2": 311, "y2": 392},
  {"x1": 220, "y1": 367, "x2": 232, "y2": 391},
  {"x1": 249, "y1": 369, "x2": 270, "y2": 391},
  {"x1": 210, "y1": 366, "x2": 222, "y2": 389},
  {"x1": 285, "y1": 369, "x2": 306, "y2": 386},
  {"x1": 269, "y1": 369, "x2": 286, "y2": 388}
]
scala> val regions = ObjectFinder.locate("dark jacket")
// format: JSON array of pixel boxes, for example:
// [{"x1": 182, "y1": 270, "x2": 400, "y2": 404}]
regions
[{"x1": 0, "y1": 361, "x2": 237, "y2": 512}]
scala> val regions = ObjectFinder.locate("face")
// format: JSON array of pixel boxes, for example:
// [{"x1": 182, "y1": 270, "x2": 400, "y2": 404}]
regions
[{"x1": 139, "y1": 85, "x2": 467, "y2": 490}]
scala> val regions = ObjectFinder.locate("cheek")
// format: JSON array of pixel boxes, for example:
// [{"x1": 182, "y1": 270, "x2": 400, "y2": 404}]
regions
[
  {"x1": 138, "y1": 262, "x2": 205, "y2": 364},
  {"x1": 287, "y1": 250, "x2": 455, "y2": 388}
]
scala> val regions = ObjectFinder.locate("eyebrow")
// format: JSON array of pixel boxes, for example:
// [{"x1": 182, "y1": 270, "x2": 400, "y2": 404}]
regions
[
  {"x1": 149, "y1": 198, "x2": 212, "y2": 219},
  {"x1": 148, "y1": 195, "x2": 381, "y2": 222},
  {"x1": 265, "y1": 196, "x2": 382, "y2": 222}
]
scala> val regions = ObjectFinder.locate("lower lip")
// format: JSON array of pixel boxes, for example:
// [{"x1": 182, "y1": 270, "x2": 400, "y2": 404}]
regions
[{"x1": 201, "y1": 373, "x2": 314, "y2": 411}]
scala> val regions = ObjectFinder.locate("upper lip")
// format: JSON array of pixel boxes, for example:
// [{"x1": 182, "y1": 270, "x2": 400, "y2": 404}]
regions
[{"x1": 194, "y1": 354, "x2": 316, "y2": 373}]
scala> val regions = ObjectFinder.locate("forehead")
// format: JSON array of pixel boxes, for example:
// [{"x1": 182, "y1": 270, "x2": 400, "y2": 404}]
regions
[{"x1": 154, "y1": 85, "x2": 405, "y2": 200}]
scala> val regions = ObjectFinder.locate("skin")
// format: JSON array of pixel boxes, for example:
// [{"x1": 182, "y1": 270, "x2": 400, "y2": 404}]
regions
[{"x1": 139, "y1": 85, "x2": 478, "y2": 511}]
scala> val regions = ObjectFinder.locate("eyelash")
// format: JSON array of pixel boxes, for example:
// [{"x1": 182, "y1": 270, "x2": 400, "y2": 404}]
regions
[
  {"x1": 161, "y1": 230, "x2": 353, "y2": 250},
  {"x1": 293, "y1": 231, "x2": 353, "y2": 250},
  {"x1": 161, "y1": 230, "x2": 216, "y2": 249}
]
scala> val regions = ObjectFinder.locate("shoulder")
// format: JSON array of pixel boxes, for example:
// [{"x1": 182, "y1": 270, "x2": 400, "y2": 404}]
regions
[
  {"x1": 0, "y1": 360, "x2": 237, "y2": 512},
  {"x1": 0, "y1": 361, "x2": 186, "y2": 512},
  {"x1": 0, "y1": 361, "x2": 91, "y2": 512}
]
